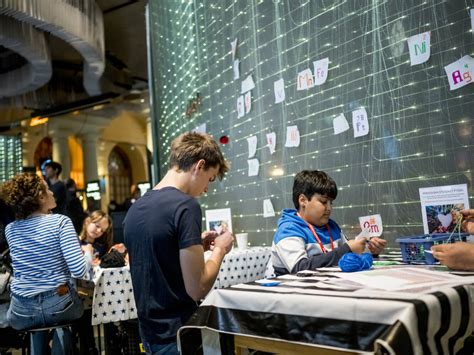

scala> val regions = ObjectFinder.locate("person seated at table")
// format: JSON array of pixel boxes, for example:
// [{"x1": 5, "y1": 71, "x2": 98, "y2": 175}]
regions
[
  {"x1": 272, "y1": 170, "x2": 387, "y2": 275},
  {"x1": 1, "y1": 173, "x2": 93, "y2": 354},
  {"x1": 79, "y1": 210, "x2": 113, "y2": 264},
  {"x1": 432, "y1": 209, "x2": 474, "y2": 271},
  {"x1": 124, "y1": 132, "x2": 234, "y2": 354}
]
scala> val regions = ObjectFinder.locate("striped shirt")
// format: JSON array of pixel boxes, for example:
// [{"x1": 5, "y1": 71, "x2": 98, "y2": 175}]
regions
[{"x1": 6, "y1": 214, "x2": 89, "y2": 297}]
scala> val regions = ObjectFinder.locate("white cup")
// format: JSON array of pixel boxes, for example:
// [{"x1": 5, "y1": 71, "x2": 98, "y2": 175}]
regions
[{"x1": 235, "y1": 233, "x2": 248, "y2": 249}]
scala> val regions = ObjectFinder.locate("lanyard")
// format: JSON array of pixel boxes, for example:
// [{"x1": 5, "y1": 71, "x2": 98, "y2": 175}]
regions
[{"x1": 297, "y1": 212, "x2": 334, "y2": 253}]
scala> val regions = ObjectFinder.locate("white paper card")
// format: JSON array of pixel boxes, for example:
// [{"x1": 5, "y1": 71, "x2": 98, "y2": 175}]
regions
[
  {"x1": 233, "y1": 59, "x2": 240, "y2": 80},
  {"x1": 266, "y1": 132, "x2": 276, "y2": 155},
  {"x1": 296, "y1": 69, "x2": 314, "y2": 90},
  {"x1": 263, "y1": 199, "x2": 276, "y2": 218},
  {"x1": 419, "y1": 184, "x2": 470, "y2": 234},
  {"x1": 444, "y1": 55, "x2": 474, "y2": 91},
  {"x1": 358, "y1": 214, "x2": 383, "y2": 237},
  {"x1": 205, "y1": 208, "x2": 233, "y2": 234},
  {"x1": 407, "y1": 31, "x2": 430, "y2": 66},
  {"x1": 313, "y1": 57, "x2": 329, "y2": 85},
  {"x1": 471, "y1": 9, "x2": 474, "y2": 34},
  {"x1": 193, "y1": 123, "x2": 206, "y2": 134},
  {"x1": 352, "y1": 108, "x2": 369, "y2": 138},
  {"x1": 237, "y1": 95, "x2": 245, "y2": 118},
  {"x1": 230, "y1": 38, "x2": 237, "y2": 61},
  {"x1": 247, "y1": 158, "x2": 259, "y2": 176},
  {"x1": 285, "y1": 125, "x2": 300, "y2": 147},
  {"x1": 244, "y1": 91, "x2": 251, "y2": 114},
  {"x1": 241, "y1": 75, "x2": 255, "y2": 94},
  {"x1": 274, "y1": 78, "x2": 285, "y2": 103},
  {"x1": 247, "y1": 135, "x2": 257, "y2": 158},
  {"x1": 333, "y1": 113, "x2": 350, "y2": 135}
]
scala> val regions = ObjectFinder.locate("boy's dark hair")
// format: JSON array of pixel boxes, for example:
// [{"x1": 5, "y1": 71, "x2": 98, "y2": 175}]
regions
[
  {"x1": 292, "y1": 170, "x2": 338, "y2": 210},
  {"x1": 44, "y1": 161, "x2": 62, "y2": 176},
  {"x1": 169, "y1": 132, "x2": 230, "y2": 180}
]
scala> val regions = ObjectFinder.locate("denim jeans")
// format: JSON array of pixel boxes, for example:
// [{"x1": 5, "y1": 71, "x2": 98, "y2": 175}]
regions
[
  {"x1": 7, "y1": 283, "x2": 84, "y2": 355},
  {"x1": 142, "y1": 341, "x2": 180, "y2": 355}
]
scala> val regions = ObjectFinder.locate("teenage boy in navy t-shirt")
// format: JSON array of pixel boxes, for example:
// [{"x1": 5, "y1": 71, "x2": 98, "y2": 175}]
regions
[{"x1": 124, "y1": 132, "x2": 234, "y2": 354}]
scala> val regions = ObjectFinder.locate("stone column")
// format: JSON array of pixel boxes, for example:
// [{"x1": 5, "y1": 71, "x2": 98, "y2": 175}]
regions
[
  {"x1": 81, "y1": 131, "x2": 100, "y2": 183},
  {"x1": 48, "y1": 124, "x2": 71, "y2": 179}
]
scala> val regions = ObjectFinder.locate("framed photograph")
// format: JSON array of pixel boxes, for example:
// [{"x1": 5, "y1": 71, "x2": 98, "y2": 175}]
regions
[{"x1": 205, "y1": 208, "x2": 232, "y2": 234}]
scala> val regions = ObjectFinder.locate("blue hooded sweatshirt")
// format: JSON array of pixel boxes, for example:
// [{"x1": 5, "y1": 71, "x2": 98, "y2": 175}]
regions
[{"x1": 271, "y1": 209, "x2": 351, "y2": 275}]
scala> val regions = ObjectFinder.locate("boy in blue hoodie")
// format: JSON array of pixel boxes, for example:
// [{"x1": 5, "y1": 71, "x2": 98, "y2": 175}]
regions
[{"x1": 272, "y1": 170, "x2": 386, "y2": 275}]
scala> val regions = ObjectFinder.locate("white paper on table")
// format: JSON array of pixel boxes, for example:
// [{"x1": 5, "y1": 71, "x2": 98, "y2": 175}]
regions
[
  {"x1": 444, "y1": 55, "x2": 474, "y2": 91},
  {"x1": 237, "y1": 95, "x2": 245, "y2": 118},
  {"x1": 241, "y1": 75, "x2": 255, "y2": 94},
  {"x1": 333, "y1": 113, "x2": 350, "y2": 135},
  {"x1": 193, "y1": 123, "x2": 206, "y2": 134},
  {"x1": 247, "y1": 135, "x2": 257, "y2": 158},
  {"x1": 284, "y1": 125, "x2": 300, "y2": 147},
  {"x1": 244, "y1": 91, "x2": 251, "y2": 114},
  {"x1": 407, "y1": 31, "x2": 430, "y2": 66},
  {"x1": 352, "y1": 107, "x2": 369, "y2": 138},
  {"x1": 471, "y1": 9, "x2": 474, "y2": 34},
  {"x1": 247, "y1": 158, "x2": 259, "y2": 176},
  {"x1": 233, "y1": 59, "x2": 240, "y2": 80},
  {"x1": 274, "y1": 78, "x2": 285, "y2": 103},
  {"x1": 313, "y1": 57, "x2": 329, "y2": 85},
  {"x1": 263, "y1": 198, "x2": 275, "y2": 217},
  {"x1": 266, "y1": 132, "x2": 276, "y2": 154},
  {"x1": 296, "y1": 68, "x2": 314, "y2": 90},
  {"x1": 230, "y1": 38, "x2": 238, "y2": 61},
  {"x1": 419, "y1": 183, "x2": 470, "y2": 234},
  {"x1": 358, "y1": 214, "x2": 383, "y2": 237},
  {"x1": 205, "y1": 208, "x2": 233, "y2": 234}
]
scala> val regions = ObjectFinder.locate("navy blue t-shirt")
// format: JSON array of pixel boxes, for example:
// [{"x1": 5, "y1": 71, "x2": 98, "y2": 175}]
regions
[{"x1": 123, "y1": 187, "x2": 202, "y2": 344}]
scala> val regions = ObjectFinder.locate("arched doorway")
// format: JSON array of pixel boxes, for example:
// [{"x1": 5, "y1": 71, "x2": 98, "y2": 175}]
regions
[{"x1": 108, "y1": 146, "x2": 132, "y2": 204}]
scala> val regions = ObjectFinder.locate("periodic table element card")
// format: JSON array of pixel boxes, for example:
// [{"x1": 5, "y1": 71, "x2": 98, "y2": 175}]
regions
[
  {"x1": 358, "y1": 214, "x2": 383, "y2": 237},
  {"x1": 407, "y1": 31, "x2": 430, "y2": 66},
  {"x1": 352, "y1": 107, "x2": 369, "y2": 138}
]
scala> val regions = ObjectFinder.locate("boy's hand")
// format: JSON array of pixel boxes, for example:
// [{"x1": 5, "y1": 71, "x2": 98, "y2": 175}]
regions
[
  {"x1": 367, "y1": 237, "x2": 387, "y2": 255},
  {"x1": 213, "y1": 230, "x2": 234, "y2": 254},
  {"x1": 201, "y1": 230, "x2": 218, "y2": 251},
  {"x1": 347, "y1": 238, "x2": 366, "y2": 254}
]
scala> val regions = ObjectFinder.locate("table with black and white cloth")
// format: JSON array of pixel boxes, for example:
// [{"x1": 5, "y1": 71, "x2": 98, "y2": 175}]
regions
[
  {"x1": 178, "y1": 265, "x2": 474, "y2": 355},
  {"x1": 90, "y1": 247, "x2": 272, "y2": 325}
]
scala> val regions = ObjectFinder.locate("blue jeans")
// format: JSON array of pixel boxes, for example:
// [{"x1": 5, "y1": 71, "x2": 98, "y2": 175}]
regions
[
  {"x1": 142, "y1": 341, "x2": 180, "y2": 355},
  {"x1": 7, "y1": 283, "x2": 83, "y2": 355}
]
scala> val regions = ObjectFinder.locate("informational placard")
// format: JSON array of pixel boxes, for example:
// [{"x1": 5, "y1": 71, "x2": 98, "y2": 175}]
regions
[
  {"x1": 86, "y1": 180, "x2": 101, "y2": 201},
  {"x1": 419, "y1": 184, "x2": 469, "y2": 234},
  {"x1": 205, "y1": 208, "x2": 233, "y2": 234}
]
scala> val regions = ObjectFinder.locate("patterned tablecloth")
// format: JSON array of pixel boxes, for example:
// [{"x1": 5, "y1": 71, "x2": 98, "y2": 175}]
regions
[{"x1": 91, "y1": 247, "x2": 272, "y2": 325}]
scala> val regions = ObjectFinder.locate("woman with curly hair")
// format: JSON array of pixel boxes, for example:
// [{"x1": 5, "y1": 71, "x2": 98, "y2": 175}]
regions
[
  {"x1": 1, "y1": 173, "x2": 93, "y2": 355},
  {"x1": 78, "y1": 210, "x2": 113, "y2": 263}
]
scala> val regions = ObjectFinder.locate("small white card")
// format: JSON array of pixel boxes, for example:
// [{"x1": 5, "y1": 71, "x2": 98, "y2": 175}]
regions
[
  {"x1": 244, "y1": 91, "x2": 252, "y2": 114},
  {"x1": 241, "y1": 75, "x2": 256, "y2": 94},
  {"x1": 237, "y1": 95, "x2": 245, "y2": 118},
  {"x1": 266, "y1": 132, "x2": 276, "y2": 155},
  {"x1": 407, "y1": 31, "x2": 430, "y2": 66},
  {"x1": 247, "y1": 135, "x2": 257, "y2": 158},
  {"x1": 284, "y1": 125, "x2": 300, "y2": 147},
  {"x1": 206, "y1": 208, "x2": 232, "y2": 234},
  {"x1": 231, "y1": 38, "x2": 238, "y2": 61},
  {"x1": 274, "y1": 78, "x2": 285, "y2": 103},
  {"x1": 233, "y1": 59, "x2": 240, "y2": 80},
  {"x1": 471, "y1": 9, "x2": 474, "y2": 34},
  {"x1": 263, "y1": 199, "x2": 276, "y2": 217},
  {"x1": 444, "y1": 55, "x2": 473, "y2": 91},
  {"x1": 313, "y1": 57, "x2": 329, "y2": 85},
  {"x1": 358, "y1": 214, "x2": 383, "y2": 237},
  {"x1": 333, "y1": 113, "x2": 350, "y2": 135},
  {"x1": 247, "y1": 158, "x2": 259, "y2": 176},
  {"x1": 296, "y1": 68, "x2": 314, "y2": 90},
  {"x1": 352, "y1": 107, "x2": 369, "y2": 138}
]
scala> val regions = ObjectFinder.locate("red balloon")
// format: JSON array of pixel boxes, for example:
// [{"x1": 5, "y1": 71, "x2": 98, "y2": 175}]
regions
[{"x1": 219, "y1": 135, "x2": 229, "y2": 144}]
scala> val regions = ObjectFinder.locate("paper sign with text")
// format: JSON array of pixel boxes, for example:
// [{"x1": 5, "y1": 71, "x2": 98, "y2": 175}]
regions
[
  {"x1": 296, "y1": 69, "x2": 314, "y2": 90},
  {"x1": 233, "y1": 59, "x2": 240, "y2": 80},
  {"x1": 274, "y1": 78, "x2": 285, "y2": 103},
  {"x1": 231, "y1": 38, "x2": 238, "y2": 61},
  {"x1": 237, "y1": 95, "x2": 245, "y2": 118},
  {"x1": 247, "y1": 135, "x2": 257, "y2": 158},
  {"x1": 285, "y1": 125, "x2": 300, "y2": 147},
  {"x1": 244, "y1": 91, "x2": 251, "y2": 114},
  {"x1": 407, "y1": 31, "x2": 430, "y2": 66},
  {"x1": 263, "y1": 199, "x2": 276, "y2": 218},
  {"x1": 352, "y1": 107, "x2": 369, "y2": 137},
  {"x1": 444, "y1": 55, "x2": 473, "y2": 91},
  {"x1": 266, "y1": 132, "x2": 276, "y2": 154},
  {"x1": 241, "y1": 75, "x2": 255, "y2": 94},
  {"x1": 247, "y1": 158, "x2": 259, "y2": 176},
  {"x1": 359, "y1": 214, "x2": 383, "y2": 237},
  {"x1": 333, "y1": 113, "x2": 350, "y2": 135},
  {"x1": 313, "y1": 57, "x2": 329, "y2": 85}
]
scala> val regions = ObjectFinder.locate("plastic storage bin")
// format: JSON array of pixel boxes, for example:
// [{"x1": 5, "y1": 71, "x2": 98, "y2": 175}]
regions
[{"x1": 396, "y1": 233, "x2": 468, "y2": 264}]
